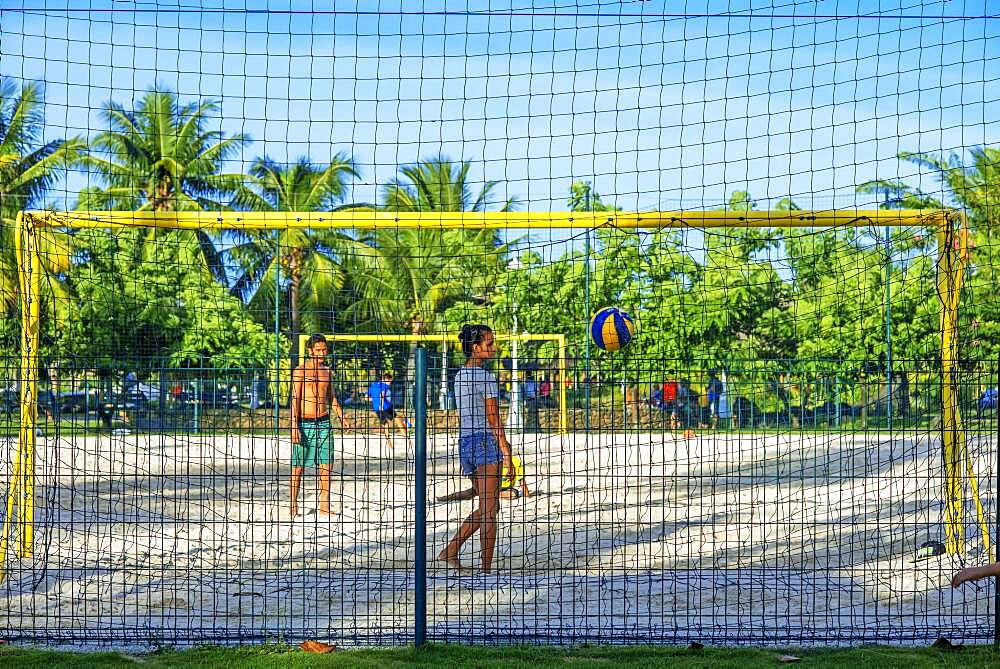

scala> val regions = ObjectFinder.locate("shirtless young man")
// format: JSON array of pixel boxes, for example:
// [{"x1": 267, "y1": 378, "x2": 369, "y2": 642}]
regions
[{"x1": 290, "y1": 334, "x2": 352, "y2": 517}]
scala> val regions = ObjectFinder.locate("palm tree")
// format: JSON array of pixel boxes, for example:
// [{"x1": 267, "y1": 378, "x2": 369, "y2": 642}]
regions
[
  {"x1": 82, "y1": 88, "x2": 250, "y2": 279},
  {"x1": 896, "y1": 149, "x2": 1000, "y2": 228},
  {"x1": 856, "y1": 178, "x2": 943, "y2": 211},
  {"x1": 891, "y1": 148, "x2": 1000, "y2": 360},
  {"x1": 0, "y1": 78, "x2": 86, "y2": 318},
  {"x1": 567, "y1": 179, "x2": 619, "y2": 214},
  {"x1": 382, "y1": 157, "x2": 516, "y2": 213},
  {"x1": 228, "y1": 154, "x2": 359, "y2": 357},
  {"x1": 350, "y1": 226, "x2": 500, "y2": 337},
  {"x1": 347, "y1": 157, "x2": 514, "y2": 397},
  {"x1": 352, "y1": 156, "x2": 515, "y2": 337}
]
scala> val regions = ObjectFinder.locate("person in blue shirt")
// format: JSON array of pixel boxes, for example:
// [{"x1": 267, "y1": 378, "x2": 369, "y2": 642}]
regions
[
  {"x1": 707, "y1": 369, "x2": 724, "y2": 428},
  {"x1": 367, "y1": 372, "x2": 408, "y2": 450}
]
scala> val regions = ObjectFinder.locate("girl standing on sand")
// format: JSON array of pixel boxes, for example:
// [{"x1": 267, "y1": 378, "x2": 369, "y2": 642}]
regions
[{"x1": 437, "y1": 324, "x2": 514, "y2": 573}]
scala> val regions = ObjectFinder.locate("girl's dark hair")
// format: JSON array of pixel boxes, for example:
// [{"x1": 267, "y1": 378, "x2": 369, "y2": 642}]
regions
[{"x1": 458, "y1": 324, "x2": 493, "y2": 357}]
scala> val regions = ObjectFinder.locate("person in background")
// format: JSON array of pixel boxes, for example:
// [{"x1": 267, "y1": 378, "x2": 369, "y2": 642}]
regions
[
  {"x1": 707, "y1": 370, "x2": 724, "y2": 428},
  {"x1": 539, "y1": 375, "x2": 553, "y2": 407},
  {"x1": 367, "y1": 371, "x2": 408, "y2": 450}
]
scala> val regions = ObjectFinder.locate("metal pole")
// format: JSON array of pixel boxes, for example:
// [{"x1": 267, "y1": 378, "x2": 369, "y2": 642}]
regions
[
  {"x1": 506, "y1": 259, "x2": 523, "y2": 432},
  {"x1": 274, "y1": 233, "x2": 281, "y2": 435},
  {"x1": 885, "y1": 224, "x2": 893, "y2": 430},
  {"x1": 584, "y1": 227, "x2": 591, "y2": 432},
  {"x1": 835, "y1": 374, "x2": 841, "y2": 428},
  {"x1": 621, "y1": 355, "x2": 629, "y2": 430},
  {"x1": 440, "y1": 338, "x2": 448, "y2": 410},
  {"x1": 507, "y1": 324, "x2": 522, "y2": 433},
  {"x1": 995, "y1": 353, "x2": 1000, "y2": 648},
  {"x1": 414, "y1": 346, "x2": 428, "y2": 647},
  {"x1": 193, "y1": 365, "x2": 200, "y2": 434}
]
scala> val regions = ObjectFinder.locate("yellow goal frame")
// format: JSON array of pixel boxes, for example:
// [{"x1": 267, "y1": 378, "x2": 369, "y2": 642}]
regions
[{"x1": 5, "y1": 208, "x2": 982, "y2": 575}]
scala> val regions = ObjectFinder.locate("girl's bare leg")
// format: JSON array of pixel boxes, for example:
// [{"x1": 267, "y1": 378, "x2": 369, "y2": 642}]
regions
[
  {"x1": 477, "y1": 468, "x2": 502, "y2": 573},
  {"x1": 439, "y1": 463, "x2": 502, "y2": 570}
]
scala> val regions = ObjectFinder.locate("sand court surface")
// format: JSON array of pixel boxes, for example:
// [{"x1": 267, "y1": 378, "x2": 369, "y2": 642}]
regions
[{"x1": 1, "y1": 429, "x2": 995, "y2": 647}]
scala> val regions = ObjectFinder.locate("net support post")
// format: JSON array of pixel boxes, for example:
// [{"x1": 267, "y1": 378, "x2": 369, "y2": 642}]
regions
[
  {"x1": 2, "y1": 213, "x2": 39, "y2": 575},
  {"x1": 995, "y1": 352, "x2": 1000, "y2": 648},
  {"x1": 413, "y1": 346, "x2": 428, "y2": 647},
  {"x1": 557, "y1": 335, "x2": 567, "y2": 434},
  {"x1": 939, "y1": 219, "x2": 964, "y2": 554},
  {"x1": 938, "y1": 214, "x2": 992, "y2": 559}
]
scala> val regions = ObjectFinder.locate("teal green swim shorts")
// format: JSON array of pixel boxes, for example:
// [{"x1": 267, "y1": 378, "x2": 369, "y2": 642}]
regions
[{"x1": 293, "y1": 417, "x2": 334, "y2": 467}]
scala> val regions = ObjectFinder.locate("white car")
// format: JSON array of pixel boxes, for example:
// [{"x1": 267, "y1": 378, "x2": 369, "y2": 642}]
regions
[{"x1": 123, "y1": 382, "x2": 162, "y2": 407}]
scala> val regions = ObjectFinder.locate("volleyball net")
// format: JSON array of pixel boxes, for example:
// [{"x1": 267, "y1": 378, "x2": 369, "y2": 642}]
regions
[{"x1": 2, "y1": 0, "x2": 1000, "y2": 648}]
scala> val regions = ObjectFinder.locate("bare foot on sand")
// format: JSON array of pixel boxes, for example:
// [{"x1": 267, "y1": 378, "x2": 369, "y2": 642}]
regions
[{"x1": 437, "y1": 549, "x2": 467, "y2": 572}]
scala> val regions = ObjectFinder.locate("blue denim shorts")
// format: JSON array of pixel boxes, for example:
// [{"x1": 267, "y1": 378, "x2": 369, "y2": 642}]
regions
[{"x1": 459, "y1": 432, "x2": 502, "y2": 476}]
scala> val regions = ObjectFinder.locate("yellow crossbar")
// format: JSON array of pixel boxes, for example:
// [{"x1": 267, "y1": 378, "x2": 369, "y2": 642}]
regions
[{"x1": 24, "y1": 209, "x2": 955, "y2": 230}]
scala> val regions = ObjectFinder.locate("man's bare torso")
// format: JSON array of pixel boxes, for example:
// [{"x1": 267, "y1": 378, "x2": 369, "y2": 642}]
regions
[{"x1": 295, "y1": 362, "x2": 331, "y2": 419}]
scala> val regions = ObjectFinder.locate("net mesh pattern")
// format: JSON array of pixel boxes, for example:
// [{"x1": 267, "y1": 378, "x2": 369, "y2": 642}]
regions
[{"x1": 1, "y1": 0, "x2": 998, "y2": 649}]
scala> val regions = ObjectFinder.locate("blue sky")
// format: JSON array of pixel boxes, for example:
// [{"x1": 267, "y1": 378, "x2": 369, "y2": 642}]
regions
[{"x1": 2, "y1": 0, "x2": 998, "y2": 222}]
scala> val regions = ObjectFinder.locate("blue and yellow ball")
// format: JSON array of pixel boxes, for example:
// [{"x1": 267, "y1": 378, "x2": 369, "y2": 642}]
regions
[{"x1": 590, "y1": 307, "x2": 636, "y2": 352}]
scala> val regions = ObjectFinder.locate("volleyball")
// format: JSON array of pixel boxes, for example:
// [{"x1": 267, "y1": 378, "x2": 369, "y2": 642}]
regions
[{"x1": 590, "y1": 307, "x2": 636, "y2": 352}]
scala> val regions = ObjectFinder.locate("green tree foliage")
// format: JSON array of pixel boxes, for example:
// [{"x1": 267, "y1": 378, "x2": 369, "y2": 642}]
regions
[
  {"x1": 81, "y1": 88, "x2": 250, "y2": 280},
  {"x1": 899, "y1": 149, "x2": 1000, "y2": 230},
  {"x1": 4, "y1": 72, "x2": 997, "y2": 377},
  {"x1": 61, "y1": 89, "x2": 279, "y2": 368},
  {"x1": 567, "y1": 180, "x2": 620, "y2": 214},
  {"x1": 83, "y1": 89, "x2": 248, "y2": 212},
  {"x1": 63, "y1": 229, "x2": 274, "y2": 369},
  {"x1": 345, "y1": 157, "x2": 514, "y2": 384},
  {"x1": 383, "y1": 156, "x2": 516, "y2": 213},
  {"x1": 498, "y1": 180, "x2": 955, "y2": 385},
  {"x1": 0, "y1": 78, "x2": 85, "y2": 345},
  {"x1": 352, "y1": 157, "x2": 513, "y2": 336},
  {"x1": 228, "y1": 155, "x2": 360, "y2": 341},
  {"x1": 891, "y1": 149, "x2": 1000, "y2": 361}
]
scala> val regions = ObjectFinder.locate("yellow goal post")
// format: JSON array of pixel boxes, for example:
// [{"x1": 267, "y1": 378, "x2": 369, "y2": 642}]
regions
[{"x1": 6, "y1": 207, "x2": 980, "y2": 571}]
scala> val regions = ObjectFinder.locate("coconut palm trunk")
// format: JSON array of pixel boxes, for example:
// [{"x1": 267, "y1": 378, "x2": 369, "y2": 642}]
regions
[
  {"x1": 227, "y1": 155, "x2": 360, "y2": 368},
  {"x1": 287, "y1": 249, "x2": 303, "y2": 366}
]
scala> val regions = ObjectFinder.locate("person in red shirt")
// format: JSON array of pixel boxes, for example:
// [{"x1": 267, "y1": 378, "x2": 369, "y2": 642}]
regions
[
  {"x1": 539, "y1": 375, "x2": 552, "y2": 407},
  {"x1": 663, "y1": 378, "x2": 678, "y2": 403},
  {"x1": 662, "y1": 372, "x2": 680, "y2": 430}
]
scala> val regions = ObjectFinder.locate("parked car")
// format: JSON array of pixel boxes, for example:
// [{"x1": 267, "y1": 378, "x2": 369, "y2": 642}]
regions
[
  {"x1": 58, "y1": 391, "x2": 96, "y2": 414},
  {"x1": 0, "y1": 388, "x2": 18, "y2": 414},
  {"x1": 119, "y1": 382, "x2": 164, "y2": 409},
  {"x1": 171, "y1": 383, "x2": 238, "y2": 408}
]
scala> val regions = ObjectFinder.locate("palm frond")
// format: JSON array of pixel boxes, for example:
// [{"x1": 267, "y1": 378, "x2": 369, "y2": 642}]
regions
[{"x1": 0, "y1": 81, "x2": 42, "y2": 157}]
